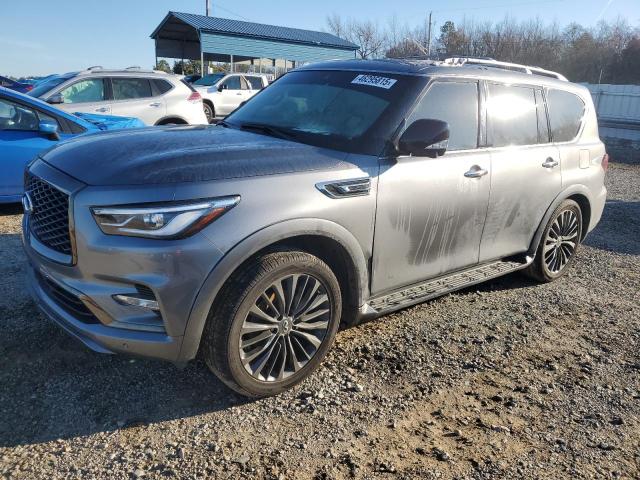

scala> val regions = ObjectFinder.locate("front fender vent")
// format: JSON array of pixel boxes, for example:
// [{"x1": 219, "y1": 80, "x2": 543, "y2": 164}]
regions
[{"x1": 316, "y1": 177, "x2": 371, "y2": 199}]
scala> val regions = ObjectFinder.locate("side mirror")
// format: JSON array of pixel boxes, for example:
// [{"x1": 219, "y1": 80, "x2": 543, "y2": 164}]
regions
[
  {"x1": 397, "y1": 119, "x2": 450, "y2": 158},
  {"x1": 47, "y1": 94, "x2": 64, "y2": 105},
  {"x1": 39, "y1": 121, "x2": 60, "y2": 141},
  {"x1": 217, "y1": 84, "x2": 227, "y2": 92}
]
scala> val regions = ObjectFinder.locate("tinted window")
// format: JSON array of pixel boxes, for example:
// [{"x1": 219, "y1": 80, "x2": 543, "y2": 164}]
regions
[
  {"x1": 193, "y1": 74, "x2": 225, "y2": 86},
  {"x1": 153, "y1": 79, "x2": 173, "y2": 94},
  {"x1": 408, "y1": 81, "x2": 479, "y2": 151},
  {"x1": 222, "y1": 76, "x2": 242, "y2": 90},
  {"x1": 245, "y1": 76, "x2": 264, "y2": 90},
  {"x1": 547, "y1": 89, "x2": 585, "y2": 142},
  {"x1": 0, "y1": 98, "x2": 39, "y2": 130},
  {"x1": 59, "y1": 79, "x2": 105, "y2": 104},
  {"x1": 112, "y1": 78, "x2": 152, "y2": 100},
  {"x1": 487, "y1": 84, "x2": 538, "y2": 147}
]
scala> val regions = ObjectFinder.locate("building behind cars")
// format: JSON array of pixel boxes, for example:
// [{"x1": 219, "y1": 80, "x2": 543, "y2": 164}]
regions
[{"x1": 28, "y1": 67, "x2": 207, "y2": 126}]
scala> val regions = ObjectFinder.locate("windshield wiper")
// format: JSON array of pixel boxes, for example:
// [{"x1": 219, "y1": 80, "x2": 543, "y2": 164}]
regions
[
  {"x1": 216, "y1": 119, "x2": 232, "y2": 128},
  {"x1": 239, "y1": 122, "x2": 297, "y2": 141}
]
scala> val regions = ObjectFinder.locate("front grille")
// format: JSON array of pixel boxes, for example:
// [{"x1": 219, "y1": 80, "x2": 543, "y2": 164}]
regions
[
  {"x1": 26, "y1": 175, "x2": 72, "y2": 255},
  {"x1": 36, "y1": 271, "x2": 99, "y2": 324}
]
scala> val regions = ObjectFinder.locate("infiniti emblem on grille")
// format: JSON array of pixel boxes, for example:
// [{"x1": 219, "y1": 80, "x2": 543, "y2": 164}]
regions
[{"x1": 22, "y1": 192, "x2": 34, "y2": 214}]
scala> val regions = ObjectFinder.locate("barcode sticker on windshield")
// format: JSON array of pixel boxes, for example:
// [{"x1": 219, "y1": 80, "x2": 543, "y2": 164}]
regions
[{"x1": 351, "y1": 74, "x2": 397, "y2": 89}]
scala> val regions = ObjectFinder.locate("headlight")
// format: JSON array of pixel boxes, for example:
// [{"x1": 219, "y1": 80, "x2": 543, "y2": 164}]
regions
[{"x1": 91, "y1": 196, "x2": 240, "y2": 239}]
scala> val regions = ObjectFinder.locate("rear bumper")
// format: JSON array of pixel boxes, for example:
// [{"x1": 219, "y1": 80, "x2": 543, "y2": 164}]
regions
[{"x1": 588, "y1": 185, "x2": 607, "y2": 234}]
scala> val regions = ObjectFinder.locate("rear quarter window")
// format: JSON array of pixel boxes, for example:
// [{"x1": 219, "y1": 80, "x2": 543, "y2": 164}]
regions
[
  {"x1": 547, "y1": 89, "x2": 585, "y2": 142},
  {"x1": 153, "y1": 79, "x2": 173, "y2": 94}
]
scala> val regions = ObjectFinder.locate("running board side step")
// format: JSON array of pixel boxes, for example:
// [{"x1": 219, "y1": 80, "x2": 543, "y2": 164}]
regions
[{"x1": 366, "y1": 258, "x2": 533, "y2": 315}]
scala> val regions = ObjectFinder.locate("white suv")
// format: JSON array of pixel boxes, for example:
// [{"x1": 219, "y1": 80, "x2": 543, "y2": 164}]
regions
[
  {"x1": 28, "y1": 67, "x2": 207, "y2": 126},
  {"x1": 193, "y1": 73, "x2": 270, "y2": 122}
]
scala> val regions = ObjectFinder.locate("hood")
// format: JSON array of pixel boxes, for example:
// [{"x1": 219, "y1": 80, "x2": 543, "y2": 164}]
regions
[
  {"x1": 74, "y1": 112, "x2": 146, "y2": 131},
  {"x1": 40, "y1": 124, "x2": 352, "y2": 186}
]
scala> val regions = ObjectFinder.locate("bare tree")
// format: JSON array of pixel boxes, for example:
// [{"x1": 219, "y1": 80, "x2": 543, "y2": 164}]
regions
[
  {"x1": 326, "y1": 14, "x2": 387, "y2": 59},
  {"x1": 328, "y1": 12, "x2": 639, "y2": 83}
]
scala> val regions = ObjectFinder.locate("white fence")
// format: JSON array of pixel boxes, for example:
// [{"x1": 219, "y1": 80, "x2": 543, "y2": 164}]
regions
[{"x1": 584, "y1": 84, "x2": 640, "y2": 142}]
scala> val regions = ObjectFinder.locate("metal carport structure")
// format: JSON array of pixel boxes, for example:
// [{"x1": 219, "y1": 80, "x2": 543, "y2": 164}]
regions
[{"x1": 151, "y1": 11, "x2": 358, "y2": 72}]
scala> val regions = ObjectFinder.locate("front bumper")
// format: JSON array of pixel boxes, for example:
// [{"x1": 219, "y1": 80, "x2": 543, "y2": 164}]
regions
[
  {"x1": 22, "y1": 160, "x2": 225, "y2": 362},
  {"x1": 26, "y1": 264, "x2": 181, "y2": 359}
]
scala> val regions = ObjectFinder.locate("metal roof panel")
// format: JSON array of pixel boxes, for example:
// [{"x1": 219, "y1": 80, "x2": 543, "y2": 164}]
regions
[{"x1": 152, "y1": 11, "x2": 358, "y2": 51}]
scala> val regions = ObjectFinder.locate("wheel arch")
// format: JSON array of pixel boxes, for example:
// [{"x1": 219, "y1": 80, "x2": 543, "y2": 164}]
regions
[
  {"x1": 178, "y1": 219, "x2": 370, "y2": 362},
  {"x1": 528, "y1": 185, "x2": 593, "y2": 256},
  {"x1": 154, "y1": 116, "x2": 188, "y2": 125}
]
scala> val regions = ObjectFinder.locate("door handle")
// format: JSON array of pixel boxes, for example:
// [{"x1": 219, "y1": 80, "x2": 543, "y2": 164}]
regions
[
  {"x1": 542, "y1": 158, "x2": 559, "y2": 168},
  {"x1": 236, "y1": 93, "x2": 243, "y2": 95},
  {"x1": 95, "y1": 107, "x2": 109, "y2": 113},
  {"x1": 149, "y1": 102, "x2": 162, "y2": 107},
  {"x1": 464, "y1": 166, "x2": 489, "y2": 178}
]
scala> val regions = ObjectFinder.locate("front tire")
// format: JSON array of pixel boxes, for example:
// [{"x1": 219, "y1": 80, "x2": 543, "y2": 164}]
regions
[
  {"x1": 524, "y1": 199, "x2": 582, "y2": 283},
  {"x1": 201, "y1": 251, "x2": 342, "y2": 397}
]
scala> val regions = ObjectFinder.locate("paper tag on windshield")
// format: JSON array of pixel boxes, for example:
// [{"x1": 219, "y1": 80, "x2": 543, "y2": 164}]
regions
[{"x1": 351, "y1": 74, "x2": 397, "y2": 89}]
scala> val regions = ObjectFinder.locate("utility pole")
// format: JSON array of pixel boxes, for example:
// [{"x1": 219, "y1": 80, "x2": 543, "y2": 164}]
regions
[
  {"x1": 427, "y1": 11, "x2": 433, "y2": 57},
  {"x1": 206, "y1": 0, "x2": 212, "y2": 16}
]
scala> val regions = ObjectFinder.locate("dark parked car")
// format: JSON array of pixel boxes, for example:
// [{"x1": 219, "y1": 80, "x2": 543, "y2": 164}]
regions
[
  {"x1": 0, "y1": 75, "x2": 33, "y2": 93},
  {"x1": 23, "y1": 58, "x2": 607, "y2": 397}
]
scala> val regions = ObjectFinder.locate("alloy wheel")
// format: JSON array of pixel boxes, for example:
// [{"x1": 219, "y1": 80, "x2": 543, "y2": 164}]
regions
[
  {"x1": 544, "y1": 209, "x2": 580, "y2": 274},
  {"x1": 238, "y1": 274, "x2": 331, "y2": 382}
]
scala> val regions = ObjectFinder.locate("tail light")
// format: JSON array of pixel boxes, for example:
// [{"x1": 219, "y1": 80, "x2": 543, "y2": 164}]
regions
[
  {"x1": 24, "y1": 85, "x2": 33, "y2": 92},
  {"x1": 601, "y1": 153, "x2": 609, "y2": 172},
  {"x1": 187, "y1": 91, "x2": 202, "y2": 103}
]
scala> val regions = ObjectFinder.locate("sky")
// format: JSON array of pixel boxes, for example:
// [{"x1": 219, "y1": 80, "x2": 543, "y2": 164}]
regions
[{"x1": 1, "y1": 0, "x2": 638, "y2": 77}]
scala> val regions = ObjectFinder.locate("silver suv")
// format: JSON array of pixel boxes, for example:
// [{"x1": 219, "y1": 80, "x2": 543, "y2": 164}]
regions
[
  {"x1": 22, "y1": 58, "x2": 607, "y2": 397},
  {"x1": 28, "y1": 67, "x2": 207, "y2": 126}
]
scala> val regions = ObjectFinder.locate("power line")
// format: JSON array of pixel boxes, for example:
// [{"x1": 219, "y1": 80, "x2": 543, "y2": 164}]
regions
[
  {"x1": 213, "y1": 3, "x2": 253, "y2": 22},
  {"x1": 432, "y1": 0, "x2": 566, "y2": 14}
]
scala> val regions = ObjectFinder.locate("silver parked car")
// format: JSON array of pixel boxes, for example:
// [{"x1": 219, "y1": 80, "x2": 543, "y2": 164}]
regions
[
  {"x1": 23, "y1": 58, "x2": 607, "y2": 397},
  {"x1": 28, "y1": 67, "x2": 208, "y2": 126}
]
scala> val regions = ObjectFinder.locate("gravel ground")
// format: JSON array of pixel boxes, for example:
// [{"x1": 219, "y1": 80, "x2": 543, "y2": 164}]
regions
[{"x1": 0, "y1": 162, "x2": 638, "y2": 479}]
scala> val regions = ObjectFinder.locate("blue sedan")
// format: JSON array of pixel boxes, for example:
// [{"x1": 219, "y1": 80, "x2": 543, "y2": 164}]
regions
[{"x1": 0, "y1": 87, "x2": 145, "y2": 203}]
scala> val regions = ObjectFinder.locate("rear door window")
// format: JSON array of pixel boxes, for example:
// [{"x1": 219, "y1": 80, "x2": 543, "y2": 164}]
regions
[
  {"x1": 407, "y1": 81, "x2": 479, "y2": 151},
  {"x1": 222, "y1": 76, "x2": 242, "y2": 90},
  {"x1": 245, "y1": 76, "x2": 264, "y2": 90},
  {"x1": 59, "y1": 79, "x2": 106, "y2": 104},
  {"x1": 487, "y1": 83, "x2": 538, "y2": 147},
  {"x1": 112, "y1": 78, "x2": 153, "y2": 100},
  {"x1": 547, "y1": 89, "x2": 585, "y2": 142}
]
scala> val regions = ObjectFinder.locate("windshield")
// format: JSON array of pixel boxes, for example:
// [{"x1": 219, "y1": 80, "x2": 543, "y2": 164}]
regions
[
  {"x1": 28, "y1": 73, "x2": 76, "y2": 97},
  {"x1": 194, "y1": 73, "x2": 225, "y2": 86},
  {"x1": 225, "y1": 70, "x2": 424, "y2": 155}
]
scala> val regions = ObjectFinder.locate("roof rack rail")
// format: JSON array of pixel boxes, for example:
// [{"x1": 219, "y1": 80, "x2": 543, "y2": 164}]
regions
[
  {"x1": 444, "y1": 57, "x2": 568, "y2": 81},
  {"x1": 87, "y1": 65, "x2": 103, "y2": 70},
  {"x1": 125, "y1": 66, "x2": 142, "y2": 70}
]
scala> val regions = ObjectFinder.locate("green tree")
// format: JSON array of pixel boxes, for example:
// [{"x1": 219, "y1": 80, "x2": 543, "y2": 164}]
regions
[{"x1": 154, "y1": 59, "x2": 171, "y2": 73}]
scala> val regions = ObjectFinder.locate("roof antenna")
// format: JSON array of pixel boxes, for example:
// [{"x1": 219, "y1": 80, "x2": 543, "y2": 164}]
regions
[{"x1": 206, "y1": 0, "x2": 212, "y2": 16}]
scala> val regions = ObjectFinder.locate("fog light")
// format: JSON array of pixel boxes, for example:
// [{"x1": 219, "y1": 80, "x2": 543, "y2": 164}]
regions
[{"x1": 113, "y1": 294, "x2": 160, "y2": 311}]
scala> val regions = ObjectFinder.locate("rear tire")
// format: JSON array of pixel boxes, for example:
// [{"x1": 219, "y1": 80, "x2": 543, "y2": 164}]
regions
[
  {"x1": 203, "y1": 103, "x2": 214, "y2": 123},
  {"x1": 201, "y1": 251, "x2": 342, "y2": 397},
  {"x1": 524, "y1": 199, "x2": 582, "y2": 283}
]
